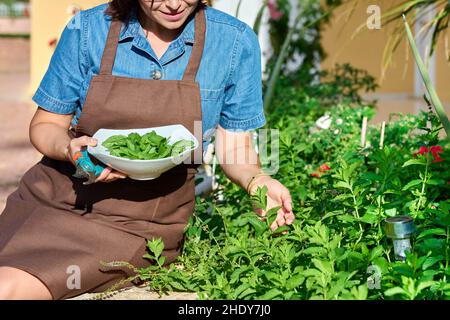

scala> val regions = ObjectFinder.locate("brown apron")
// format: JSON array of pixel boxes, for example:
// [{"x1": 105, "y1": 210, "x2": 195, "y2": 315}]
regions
[{"x1": 0, "y1": 7, "x2": 205, "y2": 300}]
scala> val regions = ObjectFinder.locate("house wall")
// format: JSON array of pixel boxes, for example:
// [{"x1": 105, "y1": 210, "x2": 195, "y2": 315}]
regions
[{"x1": 29, "y1": 0, "x2": 105, "y2": 95}]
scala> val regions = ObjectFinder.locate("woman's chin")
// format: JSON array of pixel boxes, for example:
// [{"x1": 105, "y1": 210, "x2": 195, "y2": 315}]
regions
[{"x1": 154, "y1": 9, "x2": 194, "y2": 29}]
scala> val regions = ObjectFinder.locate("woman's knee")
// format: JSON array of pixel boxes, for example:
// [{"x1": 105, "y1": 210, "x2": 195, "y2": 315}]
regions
[
  {"x1": 0, "y1": 267, "x2": 52, "y2": 300},
  {"x1": 0, "y1": 269, "x2": 16, "y2": 299}
]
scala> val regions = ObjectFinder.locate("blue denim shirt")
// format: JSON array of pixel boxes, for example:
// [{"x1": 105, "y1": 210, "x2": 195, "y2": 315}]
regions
[{"x1": 32, "y1": 3, "x2": 266, "y2": 154}]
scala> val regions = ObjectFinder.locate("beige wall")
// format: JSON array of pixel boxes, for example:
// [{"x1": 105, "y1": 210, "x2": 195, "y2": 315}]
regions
[
  {"x1": 322, "y1": 0, "x2": 416, "y2": 94},
  {"x1": 30, "y1": 0, "x2": 105, "y2": 96},
  {"x1": 435, "y1": 34, "x2": 450, "y2": 103},
  {"x1": 321, "y1": 0, "x2": 450, "y2": 105}
]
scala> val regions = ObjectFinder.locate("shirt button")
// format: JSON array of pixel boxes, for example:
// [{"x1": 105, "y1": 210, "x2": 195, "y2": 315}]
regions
[{"x1": 152, "y1": 70, "x2": 162, "y2": 80}]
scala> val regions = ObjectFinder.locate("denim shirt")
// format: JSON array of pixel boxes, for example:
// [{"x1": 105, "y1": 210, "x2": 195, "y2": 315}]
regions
[{"x1": 32, "y1": 3, "x2": 266, "y2": 154}]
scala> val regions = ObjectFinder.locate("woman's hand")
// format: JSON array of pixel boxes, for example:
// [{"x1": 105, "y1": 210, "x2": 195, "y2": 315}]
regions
[
  {"x1": 66, "y1": 136, "x2": 127, "y2": 183},
  {"x1": 248, "y1": 176, "x2": 295, "y2": 232}
]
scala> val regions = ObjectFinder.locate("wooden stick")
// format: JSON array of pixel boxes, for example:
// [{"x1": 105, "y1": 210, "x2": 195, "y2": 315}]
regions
[
  {"x1": 361, "y1": 117, "x2": 368, "y2": 148},
  {"x1": 379, "y1": 121, "x2": 386, "y2": 149}
]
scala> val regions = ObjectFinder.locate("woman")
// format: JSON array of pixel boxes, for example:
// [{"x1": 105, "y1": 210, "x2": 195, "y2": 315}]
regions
[{"x1": 0, "y1": 0, "x2": 295, "y2": 300}]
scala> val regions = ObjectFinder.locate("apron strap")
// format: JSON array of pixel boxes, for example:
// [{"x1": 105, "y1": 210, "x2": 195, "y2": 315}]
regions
[
  {"x1": 182, "y1": 7, "x2": 206, "y2": 82},
  {"x1": 99, "y1": 18, "x2": 122, "y2": 76}
]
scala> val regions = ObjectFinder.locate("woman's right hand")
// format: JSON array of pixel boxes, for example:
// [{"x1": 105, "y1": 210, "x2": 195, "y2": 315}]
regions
[{"x1": 66, "y1": 135, "x2": 127, "y2": 183}]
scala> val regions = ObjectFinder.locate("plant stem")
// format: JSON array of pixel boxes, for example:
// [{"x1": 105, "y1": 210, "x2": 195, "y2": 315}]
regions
[
  {"x1": 417, "y1": 152, "x2": 430, "y2": 212},
  {"x1": 197, "y1": 214, "x2": 227, "y2": 261},
  {"x1": 446, "y1": 226, "x2": 449, "y2": 271},
  {"x1": 351, "y1": 190, "x2": 363, "y2": 246},
  {"x1": 253, "y1": 0, "x2": 269, "y2": 35},
  {"x1": 234, "y1": 0, "x2": 242, "y2": 18},
  {"x1": 264, "y1": 11, "x2": 302, "y2": 113},
  {"x1": 403, "y1": 15, "x2": 450, "y2": 139}
]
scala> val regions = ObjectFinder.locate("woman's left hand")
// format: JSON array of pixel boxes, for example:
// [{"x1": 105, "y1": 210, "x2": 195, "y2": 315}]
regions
[{"x1": 248, "y1": 176, "x2": 295, "y2": 232}]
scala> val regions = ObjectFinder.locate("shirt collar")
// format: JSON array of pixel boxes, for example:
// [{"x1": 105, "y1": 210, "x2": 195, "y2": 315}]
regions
[{"x1": 118, "y1": 7, "x2": 195, "y2": 44}]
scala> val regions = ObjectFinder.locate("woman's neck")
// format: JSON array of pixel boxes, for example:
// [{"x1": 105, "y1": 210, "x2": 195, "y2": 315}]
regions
[{"x1": 137, "y1": 7, "x2": 182, "y2": 43}]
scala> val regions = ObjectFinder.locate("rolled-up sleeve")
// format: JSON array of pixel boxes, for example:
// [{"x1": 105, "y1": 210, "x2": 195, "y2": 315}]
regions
[
  {"x1": 219, "y1": 25, "x2": 266, "y2": 131},
  {"x1": 32, "y1": 13, "x2": 86, "y2": 115}
]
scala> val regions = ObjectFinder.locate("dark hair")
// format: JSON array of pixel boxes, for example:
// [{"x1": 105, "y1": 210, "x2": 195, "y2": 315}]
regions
[{"x1": 105, "y1": 0, "x2": 207, "y2": 23}]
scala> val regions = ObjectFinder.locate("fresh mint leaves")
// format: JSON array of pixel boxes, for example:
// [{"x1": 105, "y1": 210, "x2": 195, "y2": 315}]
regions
[{"x1": 102, "y1": 131, "x2": 194, "y2": 160}]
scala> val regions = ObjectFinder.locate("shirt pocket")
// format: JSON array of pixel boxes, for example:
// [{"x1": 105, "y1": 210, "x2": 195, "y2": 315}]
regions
[
  {"x1": 200, "y1": 88, "x2": 224, "y2": 101},
  {"x1": 200, "y1": 88, "x2": 224, "y2": 144}
]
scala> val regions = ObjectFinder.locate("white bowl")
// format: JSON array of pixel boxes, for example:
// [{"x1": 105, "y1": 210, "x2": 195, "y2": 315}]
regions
[{"x1": 87, "y1": 124, "x2": 199, "y2": 180}]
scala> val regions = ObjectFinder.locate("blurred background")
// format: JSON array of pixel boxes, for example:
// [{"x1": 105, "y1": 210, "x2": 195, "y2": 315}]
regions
[{"x1": 1, "y1": 0, "x2": 450, "y2": 211}]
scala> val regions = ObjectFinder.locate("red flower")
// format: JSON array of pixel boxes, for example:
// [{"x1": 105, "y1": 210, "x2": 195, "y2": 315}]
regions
[
  {"x1": 413, "y1": 146, "x2": 444, "y2": 163},
  {"x1": 268, "y1": 0, "x2": 284, "y2": 21},
  {"x1": 48, "y1": 38, "x2": 58, "y2": 48},
  {"x1": 430, "y1": 146, "x2": 443, "y2": 163},
  {"x1": 414, "y1": 146, "x2": 428, "y2": 156},
  {"x1": 311, "y1": 163, "x2": 331, "y2": 178}
]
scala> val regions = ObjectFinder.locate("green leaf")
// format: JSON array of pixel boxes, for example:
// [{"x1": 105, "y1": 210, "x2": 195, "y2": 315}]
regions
[
  {"x1": 273, "y1": 225, "x2": 290, "y2": 235},
  {"x1": 402, "y1": 159, "x2": 426, "y2": 167},
  {"x1": 302, "y1": 268, "x2": 322, "y2": 278},
  {"x1": 417, "y1": 228, "x2": 447, "y2": 240},
  {"x1": 402, "y1": 179, "x2": 422, "y2": 191},
  {"x1": 337, "y1": 214, "x2": 356, "y2": 223},
  {"x1": 247, "y1": 215, "x2": 266, "y2": 235},
  {"x1": 258, "y1": 288, "x2": 283, "y2": 300},
  {"x1": 169, "y1": 281, "x2": 186, "y2": 291},
  {"x1": 302, "y1": 247, "x2": 327, "y2": 256},
  {"x1": 251, "y1": 186, "x2": 268, "y2": 210},
  {"x1": 384, "y1": 287, "x2": 406, "y2": 297},
  {"x1": 262, "y1": 271, "x2": 281, "y2": 284},
  {"x1": 237, "y1": 287, "x2": 256, "y2": 299},
  {"x1": 266, "y1": 206, "x2": 282, "y2": 226},
  {"x1": 417, "y1": 281, "x2": 435, "y2": 293},
  {"x1": 360, "y1": 213, "x2": 378, "y2": 224},
  {"x1": 234, "y1": 283, "x2": 254, "y2": 299},
  {"x1": 422, "y1": 256, "x2": 443, "y2": 270},
  {"x1": 426, "y1": 179, "x2": 446, "y2": 186},
  {"x1": 369, "y1": 246, "x2": 384, "y2": 261},
  {"x1": 230, "y1": 267, "x2": 252, "y2": 284},
  {"x1": 371, "y1": 257, "x2": 389, "y2": 274},
  {"x1": 385, "y1": 208, "x2": 397, "y2": 217},
  {"x1": 350, "y1": 285, "x2": 368, "y2": 300},
  {"x1": 286, "y1": 274, "x2": 305, "y2": 290},
  {"x1": 158, "y1": 256, "x2": 166, "y2": 266},
  {"x1": 335, "y1": 181, "x2": 352, "y2": 190},
  {"x1": 312, "y1": 259, "x2": 333, "y2": 275},
  {"x1": 147, "y1": 238, "x2": 164, "y2": 258}
]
